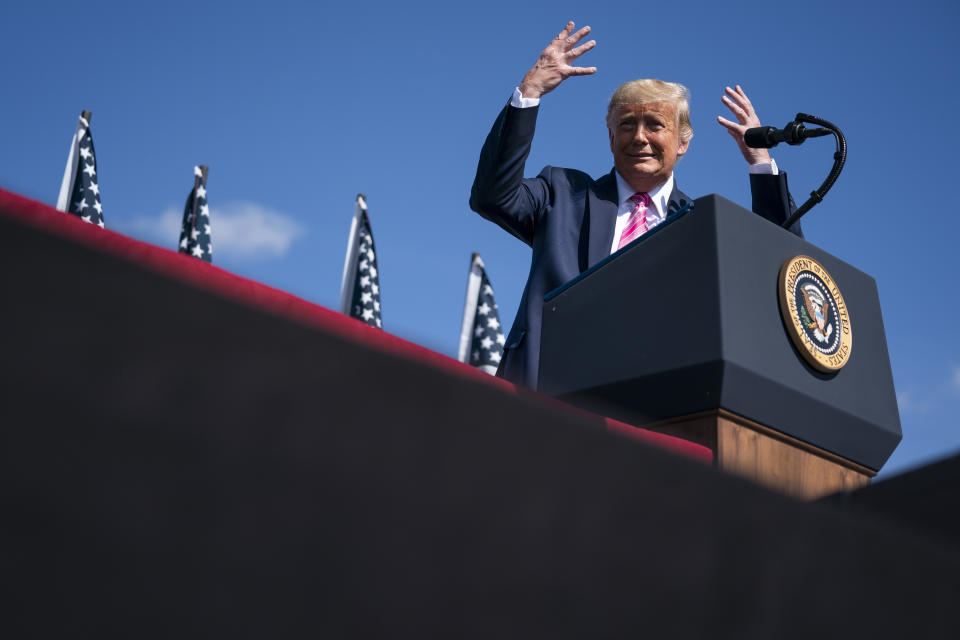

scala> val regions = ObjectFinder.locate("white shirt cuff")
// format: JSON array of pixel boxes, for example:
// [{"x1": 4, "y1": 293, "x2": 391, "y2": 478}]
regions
[
  {"x1": 749, "y1": 159, "x2": 779, "y2": 175},
  {"x1": 511, "y1": 87, "x2": 541, "y2": 109}
]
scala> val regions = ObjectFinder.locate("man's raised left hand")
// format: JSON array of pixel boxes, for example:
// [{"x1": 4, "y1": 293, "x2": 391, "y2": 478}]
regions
[{"x1": 717, "y1": 85, "x2": 772, "y2": 166}]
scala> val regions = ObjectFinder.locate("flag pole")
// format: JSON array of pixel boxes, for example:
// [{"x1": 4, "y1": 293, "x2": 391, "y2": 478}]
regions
[{"x1": 339, "y1": 194, "x2": 366, "y2": 315}]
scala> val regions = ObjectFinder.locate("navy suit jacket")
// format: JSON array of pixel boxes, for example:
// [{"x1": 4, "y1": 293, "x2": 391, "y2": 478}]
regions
[{"x1": 470, "y1": 102, "x2": 800, "y2": 390}]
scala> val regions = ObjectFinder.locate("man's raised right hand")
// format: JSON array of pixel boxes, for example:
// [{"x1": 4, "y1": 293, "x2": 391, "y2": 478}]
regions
[{"x1": 518, "y1": 21, "x2": 597, "y2": 100}]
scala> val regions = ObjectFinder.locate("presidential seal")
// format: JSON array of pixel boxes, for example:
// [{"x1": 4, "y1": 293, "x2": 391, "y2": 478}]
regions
[{"x1": 778, "y1": 255, "x2": 852, "y2": 372}]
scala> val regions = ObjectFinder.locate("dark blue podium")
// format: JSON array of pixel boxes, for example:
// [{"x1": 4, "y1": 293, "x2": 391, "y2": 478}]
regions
[{"x1": 538, "y1": 195, "x2": 901, "y2": 497}]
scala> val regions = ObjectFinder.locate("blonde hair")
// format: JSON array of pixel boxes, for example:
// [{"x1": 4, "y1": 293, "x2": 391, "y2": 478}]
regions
[{"x1": 606, "y1": 79, "x2": 693, "y2": 144}]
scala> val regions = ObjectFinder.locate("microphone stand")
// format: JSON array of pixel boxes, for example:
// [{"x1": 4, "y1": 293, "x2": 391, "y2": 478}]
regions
[{"x1": 781, "y1": 113, "x2": 847, "y2": 230}]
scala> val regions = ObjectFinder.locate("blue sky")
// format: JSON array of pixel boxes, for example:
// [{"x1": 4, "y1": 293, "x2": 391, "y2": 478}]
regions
[{"x1": 2, "y1": 0, "x2": 957, "y2": 477}]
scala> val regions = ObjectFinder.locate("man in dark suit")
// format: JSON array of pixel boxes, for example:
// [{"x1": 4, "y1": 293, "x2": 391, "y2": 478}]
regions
[{"x1": 470, "y1": 21, "x2": 800, "y2": 390}]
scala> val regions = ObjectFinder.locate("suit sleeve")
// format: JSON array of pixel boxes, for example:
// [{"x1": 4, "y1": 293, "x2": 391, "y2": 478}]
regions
[
  {"x1": 469, "y1": 102, "x2": 551, "y2": 246},
  {"x1": 750, "y1": 172, "x2": 803, "y2": 237}
]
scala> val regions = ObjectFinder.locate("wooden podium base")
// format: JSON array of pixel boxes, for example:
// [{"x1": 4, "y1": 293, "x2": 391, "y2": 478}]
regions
[{"x1": 643, "y1": 409, "x2": 874, "y2": 500}]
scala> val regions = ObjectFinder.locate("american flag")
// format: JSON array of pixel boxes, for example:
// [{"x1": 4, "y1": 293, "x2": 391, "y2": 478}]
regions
[
  {"x1": 56, "y1": 110, "x2": 104, "y2": 227},
  {"x1": 178, "y1": 165, "x2": 213, "y2": 263},
  {"x1": 457, "y1": 253, "x2": 505, "y2": 374},
  {"x1": 339, "y1": 194, "x2": 382, "y2": 328}
]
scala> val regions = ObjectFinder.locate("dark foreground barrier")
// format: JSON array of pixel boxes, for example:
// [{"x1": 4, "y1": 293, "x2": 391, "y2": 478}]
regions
[
  {"x1": 828, "y1": 452, "x2": 960, "y2": 546},
  {"x1": 1, "y1": 189, "x2": 958, "y2": 638}
]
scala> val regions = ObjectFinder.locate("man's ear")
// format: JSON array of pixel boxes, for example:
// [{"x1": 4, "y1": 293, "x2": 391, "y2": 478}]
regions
[
  {"x1": 608, "y1": 127, "x2": 614, "y2": 152},
  {"x1": 677, "y1": 138, "x2": 690, "y2": 158}
]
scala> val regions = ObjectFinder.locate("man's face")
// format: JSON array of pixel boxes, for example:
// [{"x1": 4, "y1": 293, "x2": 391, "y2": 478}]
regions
[{"x1": 608, "y1": 101, "x2": 689, "y2": 193}]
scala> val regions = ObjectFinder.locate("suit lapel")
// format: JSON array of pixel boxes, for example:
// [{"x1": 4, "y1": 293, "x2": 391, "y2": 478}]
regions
[
  {"x1": 667, "y1": 183, "x2": 693, "y2": 215},
  {"x1": 586, "y1": 170, "x2": 619, "y2": 269}
]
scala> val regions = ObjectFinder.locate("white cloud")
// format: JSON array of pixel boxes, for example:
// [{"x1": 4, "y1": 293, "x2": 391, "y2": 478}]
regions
[
  {"x1": 209, "y1": 202, "x2": 305, "y2": 258},
  {"x1": 897, "y1": 390, "x2": 935, "y2": 415},
  {"x1": 122, "y1": 202, "x2": 305, "y2": 259},
  {"x1": 896, "y1": 391, "x2": 912, "y2": 411},
  {"x1": 124, "y1": 208, "x2": 181, "y2": 247},
  {"x1": 897, "y1": 366, "x2": 960, "y2": 414}
]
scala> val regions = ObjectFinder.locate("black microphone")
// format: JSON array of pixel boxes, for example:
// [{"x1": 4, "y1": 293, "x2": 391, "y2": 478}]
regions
[{"x1": 744, "y1": 122, "x2": 831, "y2": 148}]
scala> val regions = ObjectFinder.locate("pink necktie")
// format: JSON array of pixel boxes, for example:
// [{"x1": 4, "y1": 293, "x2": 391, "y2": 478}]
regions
[{"x1": 617, "y1": 192, "x2": 652, "y2": 250}]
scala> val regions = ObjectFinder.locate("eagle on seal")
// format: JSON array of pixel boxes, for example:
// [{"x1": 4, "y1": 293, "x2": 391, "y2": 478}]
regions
[{"x1": 802, "y1": 284, "x2": 829, "y2": 333}]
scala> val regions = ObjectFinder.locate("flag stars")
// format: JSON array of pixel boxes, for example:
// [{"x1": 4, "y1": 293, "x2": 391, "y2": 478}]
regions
[
  {"x1": 68, "y1": 133, "x2": 104, "y2": 225},
  {"x1": 349, "y1": 216, "x2": 381, "y2": 328},
  {"x1": 176, "y1": 171, "x2": 212, "y2": 261},
  {"x1": 463, "y1": 267, "x2": 504, "y2": 373}
]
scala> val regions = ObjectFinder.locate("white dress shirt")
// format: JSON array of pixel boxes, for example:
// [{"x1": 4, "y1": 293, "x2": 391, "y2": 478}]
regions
[{"x1": 610, "y1": 172, "x2": 674, "y2": 254}]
